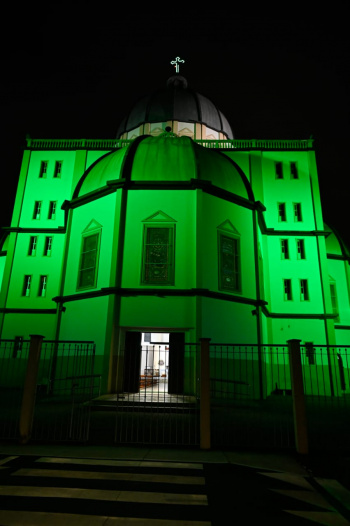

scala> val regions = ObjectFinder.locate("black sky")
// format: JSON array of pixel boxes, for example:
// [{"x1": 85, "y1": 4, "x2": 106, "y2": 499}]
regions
[{"x1": 1, "y1": 8, "x2": 349, "y2": 246}]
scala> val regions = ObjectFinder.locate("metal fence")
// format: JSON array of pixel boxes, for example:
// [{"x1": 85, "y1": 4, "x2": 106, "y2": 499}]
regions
[
  {"x1": 209, "y1": 344, "x2": 294, "y2": 448},
  {"x1": 0, "y1": 339, "x2": 98, "y2": 442},
  {"x1": 209, "y1": 343, "x2": 350, "y2": 450},
  {"x1": 300, "y1": 345, "x2": 350, "y2": 451},
  {"x1": 111, "y1": 344, "x2": 199, "y2": 446},
  {"x1": 1, "y1": 338, "x2": 350, "y2": 450}
]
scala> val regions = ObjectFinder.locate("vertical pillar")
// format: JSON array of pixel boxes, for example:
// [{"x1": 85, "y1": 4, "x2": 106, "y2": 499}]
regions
[
  {"x1": 200, "y1": 338, "x2": 211, "y2": 450},
  {"x1": 288, "y1": 339, "x2": 309, "y2": 455},
  {"x1": 19, "y1": 335, "x2": 44, "y2": 444}
]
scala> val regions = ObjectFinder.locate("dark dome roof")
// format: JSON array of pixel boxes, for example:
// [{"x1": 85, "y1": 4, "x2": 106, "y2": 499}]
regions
[
  {"x1": 116, "y1": 76, "x2": 233, "y2": 139},
  {"x1": 75, "y1": 135, "x2": 251, "y2": 199}
]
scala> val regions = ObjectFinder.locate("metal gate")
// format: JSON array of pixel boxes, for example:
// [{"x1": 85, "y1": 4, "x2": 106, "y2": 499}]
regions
[{"x1": 113, "y1": 340, "x2": 199, "y2": 446}]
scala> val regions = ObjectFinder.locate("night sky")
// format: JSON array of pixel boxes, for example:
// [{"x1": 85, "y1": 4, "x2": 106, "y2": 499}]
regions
[{"x1": 1, "y1": 8, "x2": 349, "y2": 246}]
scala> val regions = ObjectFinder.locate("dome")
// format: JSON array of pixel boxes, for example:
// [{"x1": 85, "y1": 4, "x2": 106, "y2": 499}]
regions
[
  {"x1": 75, "y1": 135, "x2": 252, "y2": 200},
  {"x1": 116, "y1": 76, "x2": 233, "y2": 140}
]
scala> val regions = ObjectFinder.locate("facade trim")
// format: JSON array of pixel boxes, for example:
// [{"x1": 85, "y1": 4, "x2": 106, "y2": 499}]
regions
[{"x1": 0, "y1": 308, "x2": 57, "y2": 314}]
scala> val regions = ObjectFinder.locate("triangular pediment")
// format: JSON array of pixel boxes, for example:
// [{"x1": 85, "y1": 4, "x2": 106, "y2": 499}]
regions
[
  {"x1": 178, "y1": 127, "x2": 194, "y2": 137},
  {"x1": 82, "y1": 219, "x2": 103, "y2": 233},
  {"x1": 217, "y1": 220, "x2": 240, "y2": 235},
  {"x1": 142, "y1": 210, "x2": 177, "y2": 223},
  {"x1": 150, "y1": 127, "x2": 164, "y2": 136}
]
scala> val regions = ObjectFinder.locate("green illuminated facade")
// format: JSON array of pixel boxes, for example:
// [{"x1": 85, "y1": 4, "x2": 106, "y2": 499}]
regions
[{"x1": 1, "y1": 75, "x2": 350, "y2": 396}]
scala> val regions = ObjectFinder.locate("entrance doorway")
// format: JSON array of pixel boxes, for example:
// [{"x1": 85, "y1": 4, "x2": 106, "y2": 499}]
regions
[
  {"x1": 140, "y1": 333, "x2": 169, "y2": 393},
  {"x1": 123, "y1": 331, "x2": 185, "y2": 396}
]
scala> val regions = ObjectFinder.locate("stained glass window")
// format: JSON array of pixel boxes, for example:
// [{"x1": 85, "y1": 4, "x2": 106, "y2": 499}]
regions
[
  {"x1": 218, "y1": 234, "x2": 240, "y2": 292},
  {"x1": 142, "y1": 226, "x2": 174, "y2": 285},
  {"x1": 78, "y1": 233, "x2": 100, "y2": 290}
]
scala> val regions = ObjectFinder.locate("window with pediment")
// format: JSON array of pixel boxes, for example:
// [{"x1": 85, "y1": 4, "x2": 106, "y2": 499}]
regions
[
  {"x1": 77, "y1": 220, "x2": 102, "y2": 291},
  {"x1": 141, "y1": 211, "x2": 176, "y2": 285}
]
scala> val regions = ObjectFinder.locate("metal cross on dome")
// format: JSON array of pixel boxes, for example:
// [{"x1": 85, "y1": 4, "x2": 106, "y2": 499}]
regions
[{"x1": 170, "y1": 56, "x2": 185, "y2": 73}]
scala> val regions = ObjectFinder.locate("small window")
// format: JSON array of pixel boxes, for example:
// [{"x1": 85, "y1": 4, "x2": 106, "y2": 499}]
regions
[
  {"x1": 141, "y1": 226, "x2": 175, "y2": 285},
  {"x1": 33, "y1": 201, "x2": 42, "y2": 220},
  {"x1": 275, "y1": 162, "x2": 283, "y2": 179},
  {"x1": 278, "y1": 203, "x2": 286, "y2": 222},
  {"x1": 293, "y1": 203, "x2": 302, "y2": 222},
  {"x1": 291, "y1": 162, "x2": 298, "y2": 179},
  {"x1": 48, "y1": 201, "x2": 57, "y2": 220},
  {"x1": 39, "y1": 161, "x2": 48, "y2": 178},
  {"x1": 281, "y1": 239, "x2": 289, "y2": 259},
  {"x1": 330, "y1": 280, "x2": 340, "y2": 322},
  {"x1": 218, "y1": 233, "x2": 241, "y2": 292},
  {"x1": 296, "y1": 239, "x2": 305, "y2": 259},
  {"x1": 22, "y1": 275, "x2": 32, "y2": 297},
  {"x1": 78, "y1": 233, "x2": 100, "y2": 290},
  {"x1": 305, "y1": 342, "x2": 315, "y2": 365},
  {"x1": 28, "y1": 236, "x2": 38, "y2": 256},
  {"x1": 38, "y1": 275, "x2": 47, "y2": 297},
  {"x1": 300, "y1": 279, "x2": 309, "y2": 301},
  {"x1": 43, "y1": 236, "x2": 53, "y2": 257},
  {"x1": 283, "y1": 279, "x2": 292, "y2": 301},
  {"x1": 53, "y1": 161, "x2": 62, "y2": 178}
]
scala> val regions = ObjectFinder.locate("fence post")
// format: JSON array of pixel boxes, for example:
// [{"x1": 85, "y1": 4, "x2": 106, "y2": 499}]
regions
[
  {"x1": 200, "y1": 338, "x2": 211, "y2": 450},
  {"x1": 19, "y1": 335, "x2": 44, "y2": 444},
  {"x1": 287, "y1": 339, "x2": 309, "y2": 455}
]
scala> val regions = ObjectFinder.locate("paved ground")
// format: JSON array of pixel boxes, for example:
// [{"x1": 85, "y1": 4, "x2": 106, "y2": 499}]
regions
[{"x1": 0, "y1": 445, "x2": 350, "y2": 525}]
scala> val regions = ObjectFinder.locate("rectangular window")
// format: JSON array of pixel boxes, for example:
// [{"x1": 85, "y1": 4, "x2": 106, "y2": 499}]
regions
[
  {"x1": 218, "y1": 233, "x2": 241, "y2": 292},
  {"x1": 296, "y1": 239, "x2": 305, "y2": 259},
  {"x1": 281, "y1": 239, "x2": 289, "y2": 259},
  {"x1": 38, "y1": 275, "x2": 47, "y2": 297},
  {"x1": 300, "y1": 279, "x2": 309, "y2": 301},
  {"x1": 43, "y1": 236, "x2": 53, "y2": 256},
  {"x1": 275, "y1": 162, "x2": 283, "y2": 179},
  {"x1": 53, "y1": 161, "x2": 62, "y2": 178},
  {"x1": 78, "y1": 233, "x2": 100, "y2": 290},
  {"x1": 33, "y1": 201, "x2": 42, "y2": 220},
  {"x1": 330, "y1": 282, "x2": 340, "y2": 322},
  {"x1": 22, "y1": 275, "x2": 32, "y2": 297},
  {"x1": 142, "y1": 226, "x2": 174, "y2": 285},
  {"x1": 291, "y1": 162, "x2": 298, "y2": 179},
  {"x1": 293, "y1": 203, "x2": 302, "y2": 222},
  {"x1": 48, "y1": 201, "x2": 57, "y2": 220},
  {"x1": 305, "y1": 342, "x2": 315, "y2": 365},
  {"x1": 283, "y1": 279, "x2": 292, "y2": 301},
  {"x1": 278, "y1": 203, "x2": 286, "y2": 222},
  {"x1": 39, "y1": 161, "x2": 48, "y2": 178},
  {"x1": 28, "y1": 236, "x2": 38, "y2": 256}
]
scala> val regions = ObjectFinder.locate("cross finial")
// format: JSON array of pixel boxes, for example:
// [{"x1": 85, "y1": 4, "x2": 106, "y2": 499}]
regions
[{"x1": 170, "y1": 56, "x2": 185, "y2": 73}]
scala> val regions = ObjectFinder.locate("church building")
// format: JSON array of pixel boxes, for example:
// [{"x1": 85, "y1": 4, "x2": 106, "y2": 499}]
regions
[{"x1": 1, "y1": 68, "x2": 349, "y2": 397}]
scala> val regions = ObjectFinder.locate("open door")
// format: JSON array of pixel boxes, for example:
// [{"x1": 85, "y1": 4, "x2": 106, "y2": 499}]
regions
[
  {"x1": 168, "y1": 332, "x2": 185, "y2": 394},
  {"x1": 123, "y1": 331, "x2": 142, "y2": 392}
]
